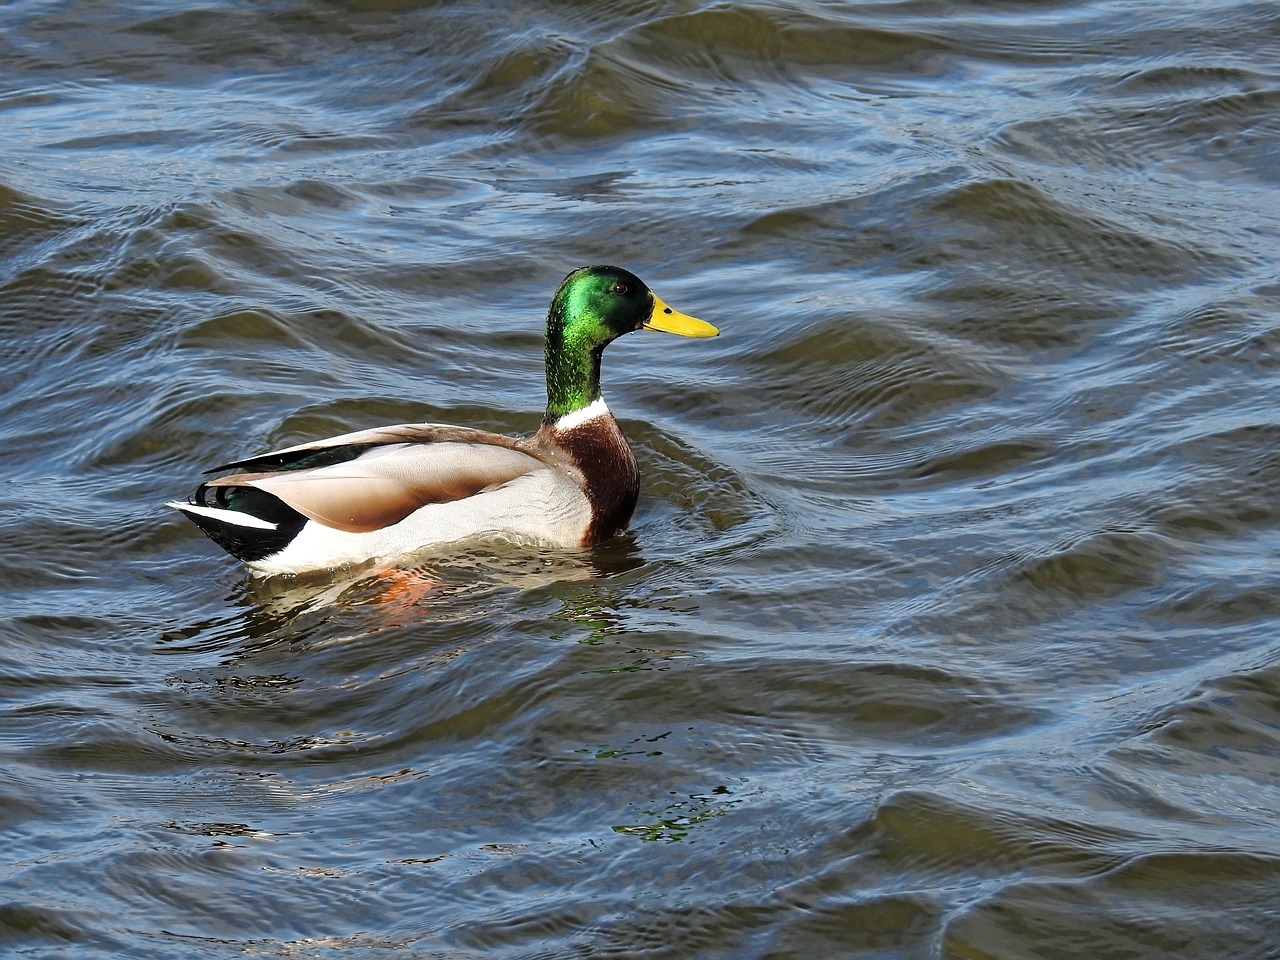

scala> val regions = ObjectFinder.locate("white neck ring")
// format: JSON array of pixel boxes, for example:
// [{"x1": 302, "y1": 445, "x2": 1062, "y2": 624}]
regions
[{"x1": 552, "y1": 397, "x2": 610, "y2": 432}]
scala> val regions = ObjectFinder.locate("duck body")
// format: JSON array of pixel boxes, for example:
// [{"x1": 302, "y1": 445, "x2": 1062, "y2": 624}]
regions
[
  {"x1": 177, "y1": 401, "x2": 637, "y2": 577},
  {"x1": 169, "y1": 266, "x2": 716, "y2": 575}
]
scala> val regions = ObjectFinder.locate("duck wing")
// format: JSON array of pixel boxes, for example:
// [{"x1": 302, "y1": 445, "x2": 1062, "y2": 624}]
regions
[
  {"x1": 202, "y1": 425, "x2": 554, "y2": 534},
  {"x1": 208, "y1": 423, "x2": 532, "y2": 473}
]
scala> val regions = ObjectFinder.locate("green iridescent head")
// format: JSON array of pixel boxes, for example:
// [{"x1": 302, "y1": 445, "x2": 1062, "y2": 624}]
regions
[{"x1": 543, "y1": 265, "x2": 718, "y2": 422}]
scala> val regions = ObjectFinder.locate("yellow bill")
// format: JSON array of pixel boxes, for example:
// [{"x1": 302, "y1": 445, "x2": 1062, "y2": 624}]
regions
[{"x1": 643, "y1": 293, "x2": 719, "y2": 338}]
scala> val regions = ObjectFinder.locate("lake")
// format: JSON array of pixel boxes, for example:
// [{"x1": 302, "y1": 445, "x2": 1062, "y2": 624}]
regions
[{"x1": 2, "y1": 0, "x2": 1279, "y2": 957}]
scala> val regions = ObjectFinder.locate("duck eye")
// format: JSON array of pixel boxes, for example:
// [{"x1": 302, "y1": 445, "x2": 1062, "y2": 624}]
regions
[{"x1": 610, "y1": 282, "x2": 629, "y2": 296}]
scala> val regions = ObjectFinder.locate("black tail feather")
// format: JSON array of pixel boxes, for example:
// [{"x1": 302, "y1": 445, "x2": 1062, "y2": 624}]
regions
[{"x1": 180, "y1": 485, "x2": 308, "y2": 563}]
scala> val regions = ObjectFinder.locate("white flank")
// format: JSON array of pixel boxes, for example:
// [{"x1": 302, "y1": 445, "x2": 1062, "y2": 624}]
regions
[
  {"x1": 166, "y1": 500, "x2": 279, "y2": 530},
  {"x1": 552, "y1": 397, "x2": 610, "y2": 433},
  {"x1": 247, "y1": 468, "x2": 593, "y2": 576}
]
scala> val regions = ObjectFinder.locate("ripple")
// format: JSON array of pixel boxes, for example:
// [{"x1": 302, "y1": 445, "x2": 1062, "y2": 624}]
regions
[
  {"x1": 744, "y1": 311, "x2": 1001, "y2": 446},
  {"x1": 553, "y1": 655, "x2": 1046, "y2": 752},
  {"x1": 932, "y1": 176, "x2": 1222, "y2": 288},
  {"x1": 944, "y1": 849, "x2": 1280, "y2": 958},
  {"x1": 1113, "y1": 657, "x2": 1280, "y2": 789},
  {"x1": 0, "y1": 903, "x2": 99, "y2": 950},
  {"x1": 995, "y1": 84, "x2": 1280, "y2": 186},
  {"x1": 635, "y1": 6, "x2": 950, "y2": 74}
]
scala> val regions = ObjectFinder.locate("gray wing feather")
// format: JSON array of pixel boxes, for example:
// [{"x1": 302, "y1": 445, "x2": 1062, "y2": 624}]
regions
[{"x1": 207, "y1": 437, "x2": 550, "y2": 533}]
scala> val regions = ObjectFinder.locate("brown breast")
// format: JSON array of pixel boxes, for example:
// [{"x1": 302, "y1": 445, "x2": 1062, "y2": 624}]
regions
[{"x1": 529, "y1": 412, "x2": 639, "y2": 546}]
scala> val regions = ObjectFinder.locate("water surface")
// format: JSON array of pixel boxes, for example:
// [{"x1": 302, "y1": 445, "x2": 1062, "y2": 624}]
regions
[{"x1": 2, "y1": 0, "x2": 1280, "y2": 957}]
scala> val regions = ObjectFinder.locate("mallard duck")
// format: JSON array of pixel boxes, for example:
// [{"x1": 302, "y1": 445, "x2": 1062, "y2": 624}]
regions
[{"x1": 168, "y1": 265, "x2": 719, "y2": 576}]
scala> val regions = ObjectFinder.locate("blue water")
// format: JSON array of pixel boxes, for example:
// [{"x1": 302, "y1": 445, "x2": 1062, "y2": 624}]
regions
[{"x1": 2, "y1": 0, "x2": 1280, "y2": 957}]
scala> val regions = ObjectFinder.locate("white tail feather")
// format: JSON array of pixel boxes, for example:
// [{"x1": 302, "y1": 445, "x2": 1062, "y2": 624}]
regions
[{"x1": 166, "y1": 501, "x2": 278, "y2": 530}]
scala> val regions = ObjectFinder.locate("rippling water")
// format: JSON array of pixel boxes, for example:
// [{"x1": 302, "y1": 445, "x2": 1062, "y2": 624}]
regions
[{"x1": 3, "y1": 0, "x2": 1280, "y2": 957}]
